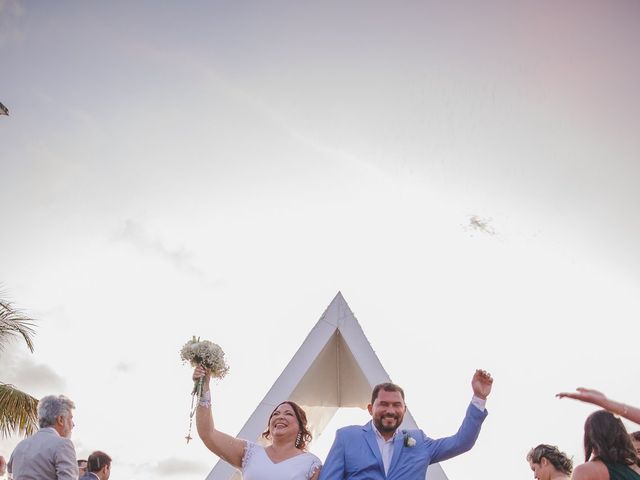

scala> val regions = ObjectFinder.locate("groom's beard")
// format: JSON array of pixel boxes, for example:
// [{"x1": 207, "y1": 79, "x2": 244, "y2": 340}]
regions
[{"x1": 374, "y1": 413, "x2": 403, "y2": 433}]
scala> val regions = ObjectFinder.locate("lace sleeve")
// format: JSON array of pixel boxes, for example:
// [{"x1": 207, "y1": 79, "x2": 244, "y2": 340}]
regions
[
  {"x1": 241, "y1": 440, "x2": 257, "y2": 471},
  {"x1": 307, "y1": 455, "x2": 322, "y2": 479}
]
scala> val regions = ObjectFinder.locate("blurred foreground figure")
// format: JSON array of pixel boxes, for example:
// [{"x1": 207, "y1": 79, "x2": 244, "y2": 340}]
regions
[
  {"x1": 77, "y1": 459, "x2": 88, "y2": 478},
  {"x1": 630, "y1": 432, "x2": 640, "y2": 456},
  {"x1": 8, "y1": 395, "x2": 78, "y2": 480}
]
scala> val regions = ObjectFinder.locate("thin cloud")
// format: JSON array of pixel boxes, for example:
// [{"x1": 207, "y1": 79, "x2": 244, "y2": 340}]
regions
[
  {"x1": 117, "y1": 35, "x2": 386, "y2": 180},
  {"x1": 117, "y1": 219, "x2": 206, "y2": 280},
  {"x1": 233, "y1": 85, "x2": 389, "y2": 179},
  {"x1": 0, "y1": 346, "x2": 66, "y2": 393},
  {"x1": 14, "y1": 359, "x2": 65, "y2": 391},
  {"x1": 0, "y1": 0, "x2": 25, "y2": 47},
  {"x1": 114, "y1": 361, "x2": 134, "y2": 373},
  {"x1": 150, "y1": 457, "x2": 208, "y2": 476}
]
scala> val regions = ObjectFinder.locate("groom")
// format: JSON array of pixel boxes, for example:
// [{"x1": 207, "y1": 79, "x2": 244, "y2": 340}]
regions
[{"x1": 319, "y1": 369, "x2": 493, "y2": 480}]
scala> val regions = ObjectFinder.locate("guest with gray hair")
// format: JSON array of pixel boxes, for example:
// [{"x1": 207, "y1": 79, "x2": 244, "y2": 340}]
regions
[
  {"x1": 8, "y1": 394, "x2": 78, "y2": 480},
  {"x1": 37, "y1": 395, "x2": 76, "y2": 430}
]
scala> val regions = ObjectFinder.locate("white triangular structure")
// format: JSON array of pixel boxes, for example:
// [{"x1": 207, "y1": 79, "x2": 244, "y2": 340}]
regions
[{"x1": 207, "y1": 292, "x2": 449, "y2": 480}]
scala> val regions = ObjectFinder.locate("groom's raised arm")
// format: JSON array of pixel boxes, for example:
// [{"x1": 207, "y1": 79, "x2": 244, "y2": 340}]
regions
[
  {"x1": 318, "y1": 429, "x2": 346, "y2": 480},
  {"x1": 427, "y1": 369, "x2": 492, "y2": 464},
  {"x1": 426, "y1": 400, "x2": 488, "y2": 463}
]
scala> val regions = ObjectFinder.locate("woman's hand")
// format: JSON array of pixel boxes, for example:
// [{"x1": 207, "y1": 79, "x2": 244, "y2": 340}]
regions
[
  {"x1": 556, "y1": 388, "x2": 606, "y2": 407},
  {"x1": 193, "y1": 365, "x2": 211, "y2": 387}
]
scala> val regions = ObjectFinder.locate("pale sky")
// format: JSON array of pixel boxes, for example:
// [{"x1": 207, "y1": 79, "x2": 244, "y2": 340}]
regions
[{"x1": 1, "y1": 1, "x2": 640, "y2": 480}]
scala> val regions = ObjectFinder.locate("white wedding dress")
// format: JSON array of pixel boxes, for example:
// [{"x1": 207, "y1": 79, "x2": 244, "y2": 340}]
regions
[{"x1": 241, "y1": 441, "x2": 322, "y2": 480}]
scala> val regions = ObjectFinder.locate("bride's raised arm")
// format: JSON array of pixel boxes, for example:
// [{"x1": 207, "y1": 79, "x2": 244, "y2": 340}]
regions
[{"x1": 193, "y1": 365, "x2": 246, "y2": 468}]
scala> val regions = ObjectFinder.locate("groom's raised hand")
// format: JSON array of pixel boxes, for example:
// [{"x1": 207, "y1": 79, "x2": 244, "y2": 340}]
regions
[{"x1": 472, "y1": 369, "x2": 493, "y2": 400}]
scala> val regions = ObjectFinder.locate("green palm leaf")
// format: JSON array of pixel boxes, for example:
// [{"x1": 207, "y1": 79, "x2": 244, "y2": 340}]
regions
[
  {"x1": 0, "y1": 299, "x2": 36, "y2": 353},
  {"x1": 0, "y1": 292, "x2": 39, "y2": 439},
  {"x1": 0, "y1": 383, "x2": 38, "y2": 438}
]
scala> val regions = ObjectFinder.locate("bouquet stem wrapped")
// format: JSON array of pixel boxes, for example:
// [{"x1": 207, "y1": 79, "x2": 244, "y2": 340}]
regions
[{"x1": 192, "y1": 375, "x2": 204, "y2": 397}]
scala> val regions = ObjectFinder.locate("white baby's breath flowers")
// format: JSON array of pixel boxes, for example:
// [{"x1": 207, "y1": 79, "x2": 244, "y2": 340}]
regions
[{"x1": 180, "y1": 336, "x2": 229, "y2": 379}]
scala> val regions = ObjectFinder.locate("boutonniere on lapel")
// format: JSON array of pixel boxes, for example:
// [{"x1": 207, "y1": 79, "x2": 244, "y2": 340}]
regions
[{"x1": 402, "y1": 430, "x2": 416, "y2": 447}]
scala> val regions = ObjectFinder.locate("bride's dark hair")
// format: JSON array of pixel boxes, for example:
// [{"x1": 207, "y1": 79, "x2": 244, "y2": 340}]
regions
[{"x1": 262, "y1": 401, "x2": 313, "y2": 450}]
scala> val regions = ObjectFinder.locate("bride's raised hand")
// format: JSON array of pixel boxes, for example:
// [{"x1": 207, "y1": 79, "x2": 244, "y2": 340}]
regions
[{"x1": 193, "y1": 365, "x2": 211, "y2": 386}]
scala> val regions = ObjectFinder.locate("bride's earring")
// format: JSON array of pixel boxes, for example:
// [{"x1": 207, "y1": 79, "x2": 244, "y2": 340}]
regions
[{"x1": 295, "y1": 431, "x2": 302, "y2": 448}]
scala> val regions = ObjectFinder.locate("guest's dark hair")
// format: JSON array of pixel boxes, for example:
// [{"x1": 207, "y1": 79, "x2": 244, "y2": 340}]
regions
[
  {"x1": 371, "y1": 383, "x2": 405, "y2": 405},
  {"x1": 631, "y1": 431, "x2": 640, "y2": 442},
  {"x1": 262, "y1": 401, "x2": 312, "y2": 450},
  {"x1": 87, "y1": 451, "x2": 112, "y2": 472},
  {"x1": 527, "y1": 444, "x2": 573, "y2": 475},
  {"x1": 584, "y1": 410, "x2": 640, "y2": 466}
]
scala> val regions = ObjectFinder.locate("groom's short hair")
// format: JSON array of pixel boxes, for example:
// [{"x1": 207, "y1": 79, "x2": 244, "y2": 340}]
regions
[{"x1": 371, "y1": 383, "x2": 405, "y2": 404}]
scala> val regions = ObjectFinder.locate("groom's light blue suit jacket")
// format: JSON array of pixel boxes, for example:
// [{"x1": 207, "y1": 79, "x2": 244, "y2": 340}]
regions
[{"x1": 319, "y1": 403, "x2": 487, "y2": 480}]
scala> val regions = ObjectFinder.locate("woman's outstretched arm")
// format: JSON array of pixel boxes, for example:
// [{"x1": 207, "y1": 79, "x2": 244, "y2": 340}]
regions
[{"x1": 557, "y1": 388, "x2": 640, "y2": 424}]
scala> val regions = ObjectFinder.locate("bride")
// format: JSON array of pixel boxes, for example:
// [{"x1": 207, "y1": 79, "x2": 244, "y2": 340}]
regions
[{"x1": 192, "y1": 365, "x2": 322, "y2": 480}]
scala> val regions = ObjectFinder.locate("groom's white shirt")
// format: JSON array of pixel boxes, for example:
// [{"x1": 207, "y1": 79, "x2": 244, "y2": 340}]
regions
[
  {"x1": 470, "y1": 395, "x2": 486, "y2": 412},
  {"x1": 373, "y1": 427, "x2": 397, "y2": 474},
  {"x1": 373, "y1": 395, "x2": 487, "y2": 475}
]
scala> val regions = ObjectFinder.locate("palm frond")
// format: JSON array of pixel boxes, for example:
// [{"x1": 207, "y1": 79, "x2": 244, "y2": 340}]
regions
[
  {"x1": 0, "y1": 299, "x2": 36, "y2": 353},
  {"x1": 0, "y1": 383, "x2": 38, "y2": 438}
]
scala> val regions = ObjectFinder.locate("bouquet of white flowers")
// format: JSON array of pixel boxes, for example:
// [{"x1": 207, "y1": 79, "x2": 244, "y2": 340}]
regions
[
  {"x1": 180, "y1": 336, "x2": 229, "y2": 442},
  {"x1": 180, "y1": 336, "x2": 229, "y2": 395}
]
